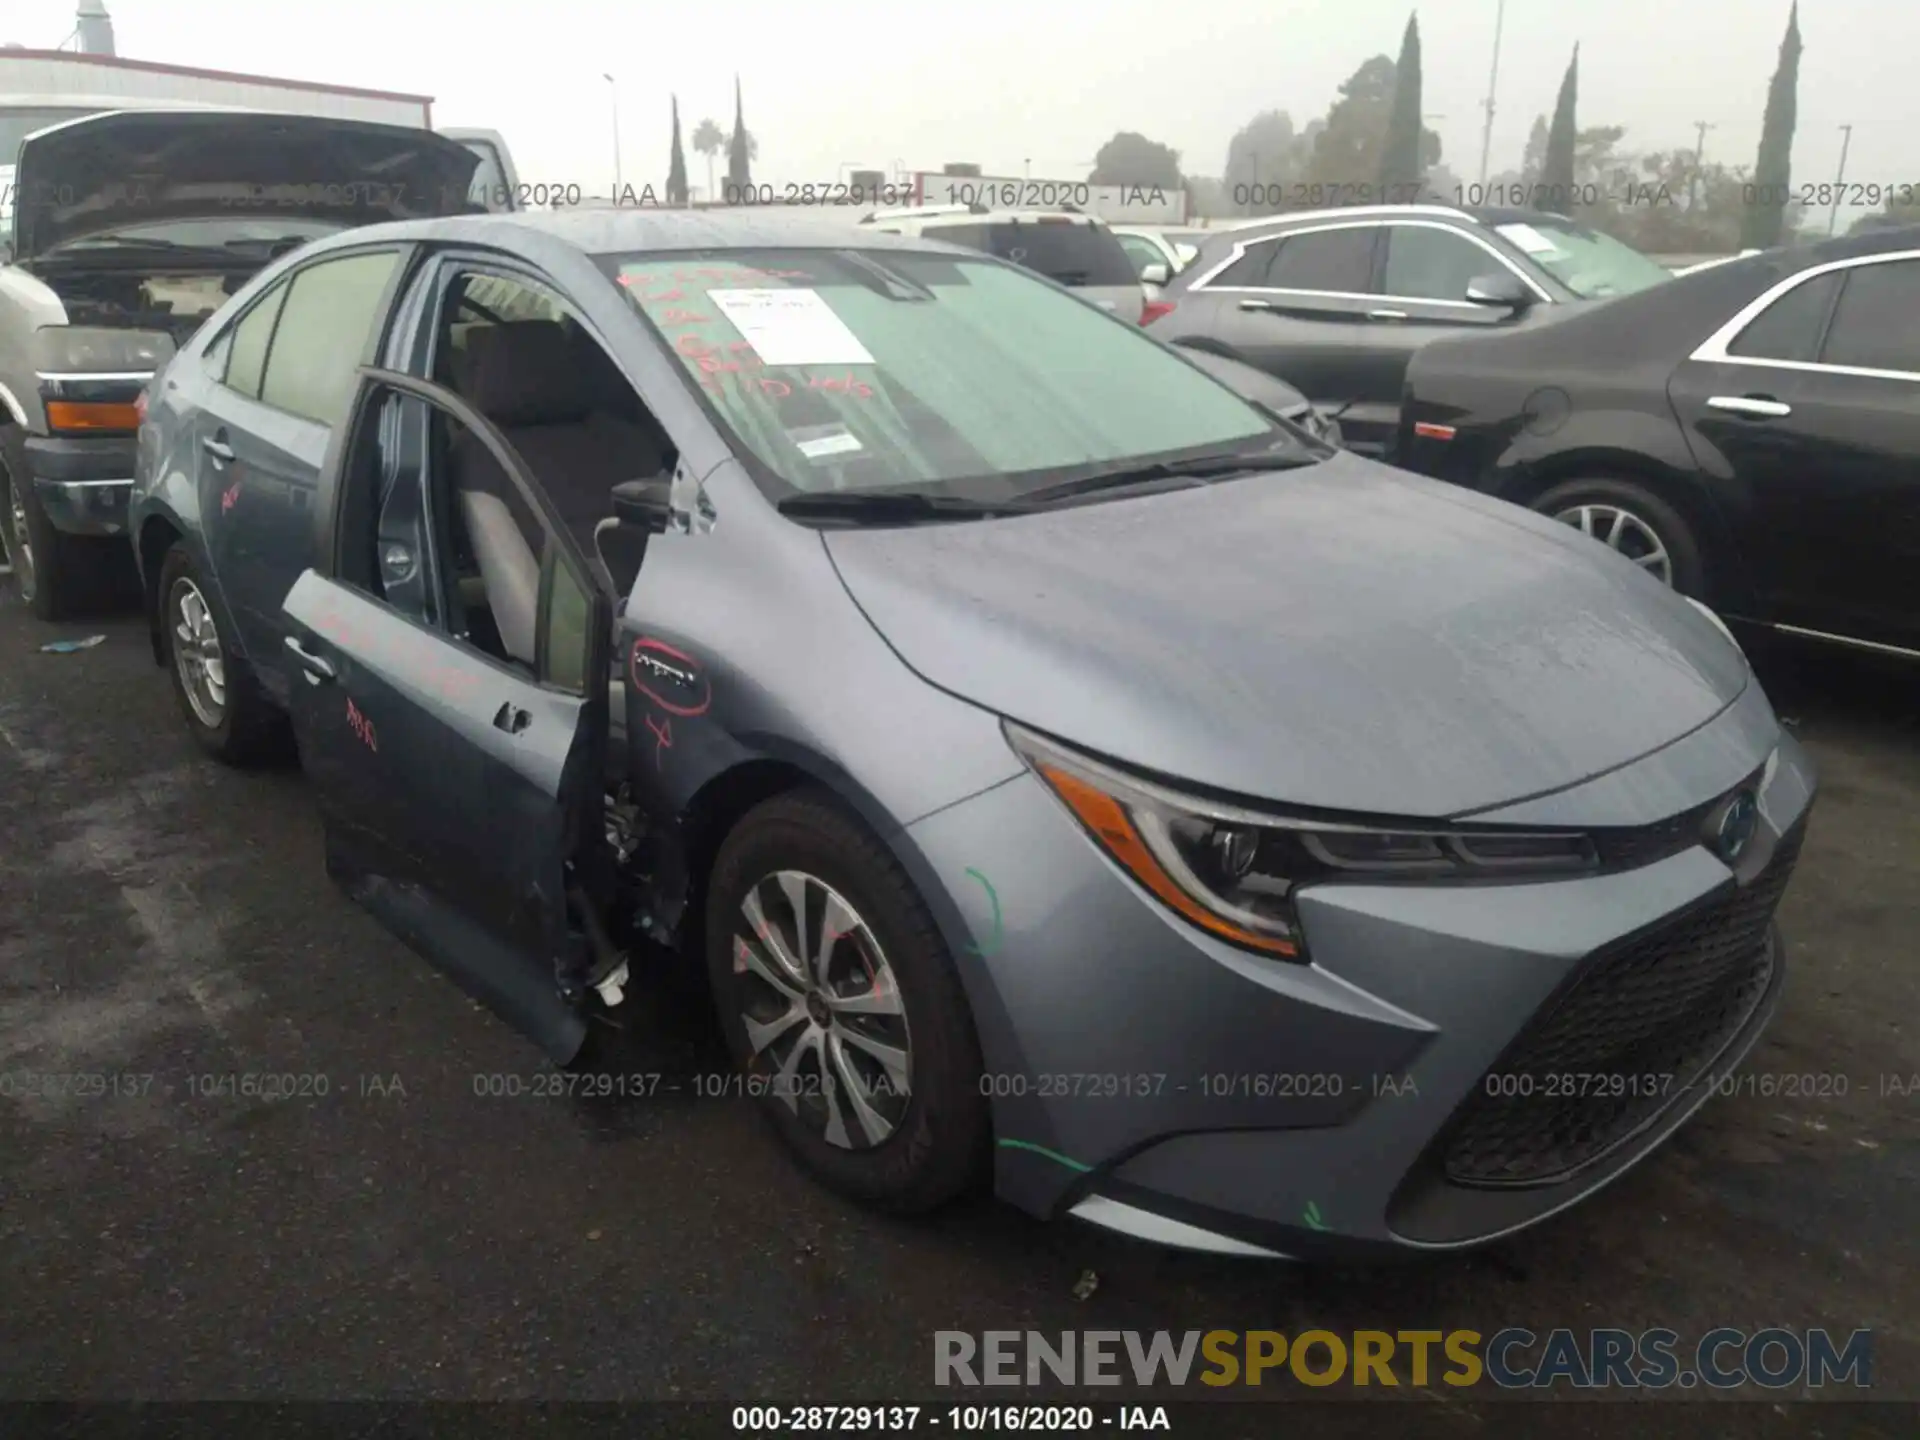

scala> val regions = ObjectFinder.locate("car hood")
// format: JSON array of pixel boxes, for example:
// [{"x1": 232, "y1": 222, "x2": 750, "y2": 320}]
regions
[
  {"x1": 11, "y1": 110, "x2": 480, "y2": 260},
  {"x1": 823, "y1": 453, "x2": 1751, "y2": 818}
]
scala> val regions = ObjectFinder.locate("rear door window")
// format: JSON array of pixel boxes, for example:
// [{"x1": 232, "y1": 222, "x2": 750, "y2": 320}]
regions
[
  {"x1": 1817, "y1": 260, "x2": 1920, "y2": 374},
  {"x1": 1264, "y1": 228, "x2": 1379, "y2": 293},
  {"x1": 221, "y1": 280, "x2": 291, "y2": 399},
  {"x1": 1728, "y1": 270, "x2": 1842, "y2": 363},
  {"x1": 259, "y1": 250, "x2": 403, "y2": 426}
]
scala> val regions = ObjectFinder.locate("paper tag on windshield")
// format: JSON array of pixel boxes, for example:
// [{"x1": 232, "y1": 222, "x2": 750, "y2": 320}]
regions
[
  {"x1": 708, "y1": 289, "x2": 874, "y2": 367},
  {"x1": 791, "y1": 425, "x2": 864, "y2": 460},
  {"x1": 1500, "y1": 224, "x2": 1562, "y2": 256}
]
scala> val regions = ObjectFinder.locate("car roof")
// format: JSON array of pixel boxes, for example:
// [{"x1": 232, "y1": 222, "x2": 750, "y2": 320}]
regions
[{"x1": 310, "y1": 208, "x2": 952, "y2": 258}]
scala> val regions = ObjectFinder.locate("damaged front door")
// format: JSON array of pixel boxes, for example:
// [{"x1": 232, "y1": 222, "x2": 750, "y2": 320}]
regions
[{"x1": 281, "y1": 369, "x2": 610, "y2": 1062}]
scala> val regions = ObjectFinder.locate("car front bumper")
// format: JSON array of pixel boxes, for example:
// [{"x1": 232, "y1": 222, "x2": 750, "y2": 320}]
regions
[
  {"x1": 26, "y1": 434, "x2": 138, "y2": 537},
  {"x1": 905, "y1": 709, "x2": 1816, "y2": 1260}
]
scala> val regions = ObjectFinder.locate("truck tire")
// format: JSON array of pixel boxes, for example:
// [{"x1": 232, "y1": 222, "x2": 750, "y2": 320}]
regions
[{"x1": 0, "y1": 429, "x2": 114, "y2": 621}]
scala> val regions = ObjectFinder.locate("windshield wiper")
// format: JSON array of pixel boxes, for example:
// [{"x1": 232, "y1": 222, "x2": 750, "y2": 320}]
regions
[
  {"x1": 1021, "y1": 448, "x2": 1321, "y2": 505},
  {"x1": 776, "y1": 490, "x2": 1032, "y2": 524}
]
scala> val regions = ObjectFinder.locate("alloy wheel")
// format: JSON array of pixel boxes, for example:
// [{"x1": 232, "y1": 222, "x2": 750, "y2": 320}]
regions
[
  {"x1": 169, "y1": 577, "x2": 228, "y2": 729},
  {"x1": 731, "y1": 869, "x2": 913, "y2": 1150},
  {"x1": 3, "y1": 482, "x2": 34, "y2": 601},
  {"x1": 1554, "y1": 503, "x2": 1674, "y2": 587}
]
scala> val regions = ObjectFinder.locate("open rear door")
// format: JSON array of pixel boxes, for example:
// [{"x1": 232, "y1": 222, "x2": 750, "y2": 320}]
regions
[{"x1": 281, "y1": 368, "x2": 609, "y2": 1061}]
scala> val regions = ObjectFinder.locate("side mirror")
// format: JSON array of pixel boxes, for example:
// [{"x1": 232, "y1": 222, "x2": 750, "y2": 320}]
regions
[
  {"x1": 1465, "y1": 271, "x2": 1534, "y2": 312},
  {"x1": 612, "y1": 476, "x2": 673, "y2": 533},
  {"x1": 1140, "y1": 261, "x2": 1171, "y2": 287}
]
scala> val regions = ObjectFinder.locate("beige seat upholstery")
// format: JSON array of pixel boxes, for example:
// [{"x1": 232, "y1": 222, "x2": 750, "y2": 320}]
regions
[{"x1": 447, "y1": 320, "x2": 667, "y2": 670}]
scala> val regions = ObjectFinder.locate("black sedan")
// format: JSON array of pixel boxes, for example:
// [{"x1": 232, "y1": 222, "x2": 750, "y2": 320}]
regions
[
  {"x1": 1395, "y1": 225, "x2": 1920, "y2": 659},
  {"x1": 1147, "y1": 205, "x2": 1676, "y2": 455}
]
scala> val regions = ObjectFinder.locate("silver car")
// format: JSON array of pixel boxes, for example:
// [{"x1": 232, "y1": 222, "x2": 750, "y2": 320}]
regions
[
  {"x1": 131, "y1": 210, "x2": 1813, "y2": 1258},
  {"x1": 860, "y1": 205, "x2": 1147, "y2": 321}
]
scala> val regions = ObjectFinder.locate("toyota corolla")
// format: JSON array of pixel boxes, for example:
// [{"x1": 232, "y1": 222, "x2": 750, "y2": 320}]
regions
[{"x1": 129, "y1": 210, "x2": 1814, "y2": 1258}]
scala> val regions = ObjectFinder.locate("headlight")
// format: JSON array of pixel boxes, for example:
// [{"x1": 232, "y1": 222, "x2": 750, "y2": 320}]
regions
[
  {"x1": 1008, "y1": 725, "x2": 1598, "y2": 961},
  {"x1": 32, "y1": 325, "x2": 175, "y2": 375}
]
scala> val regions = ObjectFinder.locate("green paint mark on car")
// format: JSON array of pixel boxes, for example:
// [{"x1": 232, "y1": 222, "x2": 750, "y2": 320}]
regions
[
  {"x1": 996, "y1": 1138, "x2": 1090, "y2": 1173},
  {"x1": 1302, "y1": 1201, "x2": 1328, "y2": 1231},
  {"x1": 964, "y1": 867, "x2": 1003, "y2": 957}
]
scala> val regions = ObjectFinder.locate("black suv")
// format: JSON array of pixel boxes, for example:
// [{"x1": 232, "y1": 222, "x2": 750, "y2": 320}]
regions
[{"x1": 1146, "y1": 204, "x2": 1676, "y2": 454}]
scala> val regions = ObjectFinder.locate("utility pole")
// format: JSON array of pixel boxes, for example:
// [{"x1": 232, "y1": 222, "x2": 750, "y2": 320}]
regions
[
  {"x1": 603, "y1": 74, "x2": 623, "y2": 196},
  {"x1": 1829, "y1": 124, "x2": 1854, "y2": 235},
  {"x1": 1689, "y1": 122, "x2": 1716, "y2": 210},
  {"x1": 1476, "y1": 0, "x2": 1506, "y2": 186}
]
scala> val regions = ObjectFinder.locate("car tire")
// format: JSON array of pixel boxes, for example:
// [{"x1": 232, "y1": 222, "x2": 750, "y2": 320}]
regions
[
  {"x1": 0, "y1": 428, "x2": 114, "y2": 621},
  {"x1": 1530, "y1": 477, "x2": 1707, "y2": 598},
  {"x1": 156, "y1": 541, "x2": 287, "y2": 765},
  {"x1": 705, "y1": 789, "x2": 990, "y2": 1214}
]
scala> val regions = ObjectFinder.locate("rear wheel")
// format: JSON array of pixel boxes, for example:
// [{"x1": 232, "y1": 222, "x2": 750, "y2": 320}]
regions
[
  {"x1": 705, "y1": 790, "x2": 990, "y2": 1214},
  {"x1": 157, "y1": 541, "x2": 287, "y2": 765},
  {"x1": 1531, "y1": 476, "x2": 1706, "y2": 597}
]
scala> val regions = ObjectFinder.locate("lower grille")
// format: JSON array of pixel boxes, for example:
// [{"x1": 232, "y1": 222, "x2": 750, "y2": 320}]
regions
[{"x1": 1442, "y1": 827, "x2": 1802, "y2": 1188}]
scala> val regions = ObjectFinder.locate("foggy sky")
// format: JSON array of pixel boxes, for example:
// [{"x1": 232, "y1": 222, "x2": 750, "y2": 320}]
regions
[{"x1": 14, "y1": 0, "x2": 1913, "y2": 211}]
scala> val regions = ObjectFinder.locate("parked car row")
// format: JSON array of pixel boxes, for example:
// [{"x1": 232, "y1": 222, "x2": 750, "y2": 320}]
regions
[
  {"x1": 1145, "y1": 203, "x2": 1678, "y2": 454},
  {"x1": 1, "y1": 110, "x2": 1822, "y2": 1263},
  {"x1": 1397, "y1": 225, "x2": 1920, "y2": 658}
]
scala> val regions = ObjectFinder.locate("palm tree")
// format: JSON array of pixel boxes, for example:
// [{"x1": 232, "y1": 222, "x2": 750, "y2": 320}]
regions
[{"x1": 691, "y1": 118, "x2": 723, "y2": 201}]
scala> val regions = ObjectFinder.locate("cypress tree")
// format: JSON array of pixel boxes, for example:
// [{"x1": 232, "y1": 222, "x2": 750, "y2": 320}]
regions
[
  {"x1": 727, "y1": 77, "x2": 752, "y2": 195},
  {"x1": 1378, "y1": 14, "x2": 1425, "y2": 198},
  {"x1": 1741, "y1": 3, "x2": 1802, "y2": 249},
  {"x1": 1540, "y1": 45, "x2": 1579, "y2": 213},
  {"x1": 667, "y1": 96, "x2": 689, "y2": 206}
]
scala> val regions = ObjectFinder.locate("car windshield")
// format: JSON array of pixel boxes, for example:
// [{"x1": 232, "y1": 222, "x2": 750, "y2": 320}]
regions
[
  {"x1": 1494, "y1": 219, "x2": 1675, "y2": 299},
  {"x1": 922, "y1": 221, "x2": 1139, "y2": 288},
  {"x1": 606, "y1": 247, "x2": 1286, "y2": 501}
]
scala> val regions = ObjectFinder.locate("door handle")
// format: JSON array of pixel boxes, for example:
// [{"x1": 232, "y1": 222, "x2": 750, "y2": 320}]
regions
[
  {"x1": 202, "y1": 436, "x2": 235, "y2": 463},
  {"x1": 1366, "y1": 309, "x2": 1410, "y2": 321},
  {"x1": 284, "y1": 635, "x2": 336, "y2": 682},
  {"x1": 1706, "y1": 395, "x2": 1792, "y2": 418},
  {"x1": 492, "y1": 702, "x2": 532, "y2": 735},
  {"x1": 1237, "y1": 298, "x2": 1278, "y2": 312}
]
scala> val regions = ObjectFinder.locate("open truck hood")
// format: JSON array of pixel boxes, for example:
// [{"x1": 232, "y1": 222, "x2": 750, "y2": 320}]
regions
[
  {"x1": 11, "y1": 110, "x2": 481, "y2": 261},
  {"x1": 822, "y1": 452, "x2": 1752, "y2": 819}
]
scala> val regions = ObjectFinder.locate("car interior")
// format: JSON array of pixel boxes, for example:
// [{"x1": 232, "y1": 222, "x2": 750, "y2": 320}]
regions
[{"x1": 350, "y1": 271, "x2": 679, "y2": 753}]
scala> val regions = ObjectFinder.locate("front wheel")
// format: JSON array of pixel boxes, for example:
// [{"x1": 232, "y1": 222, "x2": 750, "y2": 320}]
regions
[
  {"x1": 705, "y1": 790, "x2": 990, "y2": 1214},
  {"x1": 1531, "y1": 476, "x2": 1706, "y2": 597}
]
